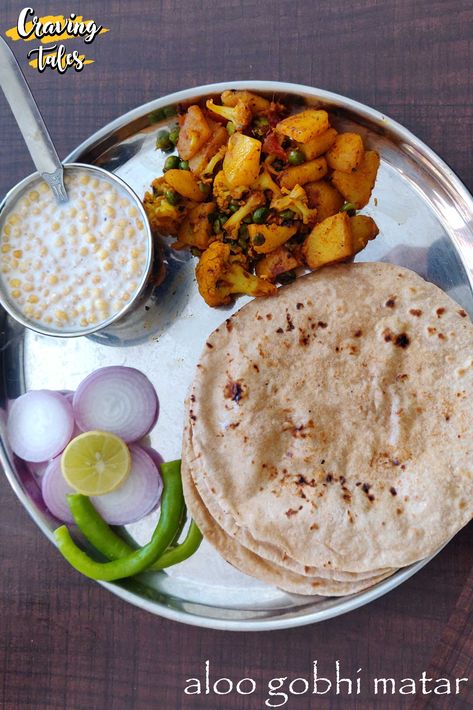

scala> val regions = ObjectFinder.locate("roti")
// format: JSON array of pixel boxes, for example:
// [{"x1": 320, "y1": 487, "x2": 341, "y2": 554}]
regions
[
  {"x1": 184, "y1": 262, "x2": 473, "y2": 575},
  {"x1": 182, "y1": 425, "x2": 393, "y2": 595}
]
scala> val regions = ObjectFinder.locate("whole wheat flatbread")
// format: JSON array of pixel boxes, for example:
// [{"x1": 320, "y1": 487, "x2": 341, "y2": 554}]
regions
[
  {"x1": 182, "y1": 425, "x2": 393, "y2": 595},
  {"x1": 185, "y1": 420, "x2": 395, "y2": 582},
  {"x1": 185, "y1": 263, "x2": 473, "y2": 573}
]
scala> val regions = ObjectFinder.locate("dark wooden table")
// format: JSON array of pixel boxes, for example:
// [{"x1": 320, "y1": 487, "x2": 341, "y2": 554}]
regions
[{"x1": 1, "y1": 1, "x2": 473, "y2": 708}]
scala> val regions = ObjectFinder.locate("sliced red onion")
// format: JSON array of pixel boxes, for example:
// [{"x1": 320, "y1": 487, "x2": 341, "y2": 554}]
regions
[
  {"x1": 28, "y1": 460, "x2": 49, "y2": 480},
  {"x1": 91, "y1": 444, "x2": 163, "y2": 525},
  {"x1": 73, "y1": 366, "x2": 158, "y2": 443},
  {"x1": 60, "y1": 390, "x2": 75, "y2": 403},
  {"x1": 7, "y1": 390, "x2": 75, "y2": 462},
  {"x1": 41, "y1": 456, "x2": 75, "y2": 523},
  {"x1": 139, "y1": 444, "x2": 164, "y2": 470}
]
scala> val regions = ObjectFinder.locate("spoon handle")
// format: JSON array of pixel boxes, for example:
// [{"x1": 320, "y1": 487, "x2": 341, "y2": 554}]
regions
[{"x1": 0, "y1": 37, "x2": 67, "y2": 202}]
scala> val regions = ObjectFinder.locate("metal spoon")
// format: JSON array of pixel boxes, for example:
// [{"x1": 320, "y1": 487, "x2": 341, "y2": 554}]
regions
[{"x1": 0, "y1": 36, "x2": 67, "y2": 203}]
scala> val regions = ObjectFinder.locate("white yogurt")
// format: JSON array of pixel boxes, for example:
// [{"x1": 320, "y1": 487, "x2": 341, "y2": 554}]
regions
[{"x1": 0, "y1": 168, "x2": 150, "y2": 333}]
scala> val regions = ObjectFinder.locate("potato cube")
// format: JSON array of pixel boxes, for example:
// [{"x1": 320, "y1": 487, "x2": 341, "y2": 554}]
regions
[
  {"x1": 255, "y1": 246, "x2": 301, "y2": 281},
  {"x1": 177, "y1": 105, "x2": 212, "y2": 160},
  {"x1": 276, "y1": 109, "x2": 330, "y2": 143},
  {"x1": 300, "y1": 127, "x2": 338, "y2": 160},
  {"x1": 164, "y1": 169, "x2": 206, "y2": 202},
  {"x1": 279, "y1": 157, "x2": 327, "y2": 190},
  {"x1": 302, "y1": 212, "x2": 353, "y2": 269},
  {"x1": 326, "y1": 133, "x2": 365, "y2": 173},
  {"x1": 331, "y1": 151, "x2": 380, "y2": 209},
  {"x1": 221, "y1": 90, "x2": 270, "y2": 113},
  {"x1": 177, "y1": 203, "x2": 216, "y2": 250},
  {"x1": 350, "y1": 215, "x2": 379, "y2": 253},
  {"x1": 248, "y1": 223, "x2": 298, "y2": 254},
  {"x1": 188, "y1": 124, "x2": 228, "y2": 175},
  {"x1": 223, "y1": 133, "x2": 261, "y2": 188},
  {"x1": 305, "y1": 180, "x2": 344, "y2": 223}
]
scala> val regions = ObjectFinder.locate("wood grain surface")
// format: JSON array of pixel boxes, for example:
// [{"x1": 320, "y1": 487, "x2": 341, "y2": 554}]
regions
[{"x1": 1, "y1": 1, "x2": 473, "y2": 708}]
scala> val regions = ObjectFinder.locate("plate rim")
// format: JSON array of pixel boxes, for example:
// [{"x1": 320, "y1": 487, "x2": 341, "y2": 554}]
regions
[{"x1": 1, "y1": 80, "x2": 472, "y2": 631}]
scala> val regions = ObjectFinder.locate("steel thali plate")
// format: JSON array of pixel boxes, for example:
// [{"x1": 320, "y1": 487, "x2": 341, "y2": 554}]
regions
[{"x1": 1, "y1": 81, "x2": 473, "y2": 631}]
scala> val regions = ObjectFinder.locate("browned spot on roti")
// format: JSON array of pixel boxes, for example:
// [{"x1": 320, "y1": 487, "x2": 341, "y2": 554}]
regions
[
  {"x1": 394, "y1": 333, "x2": 410, "y2": 348},
  {"x1": 285, "y1": 506, "x2": 302, "y2": 517},
  {"x1": 436, "y1": 307, "x2": 446, "y2": 317},
  {"x1": 224, "y1": 380, "x2": 244, "y2": 402},
  {"x1": 354, "y1": 329, "x2": 362, "y2": 337},
  {"x1": 296, "y1": 302, "x2": 304, "y2": 310},
  {"x1": 206, "y1": 341, "x2": 214, "y2": 348},
  {"x1": 385, "y1": 297, "x2": 396, "y2": 308},
  {"x1": 459, "y1": 309, "x2": 467, "y2": 317},
  {"x1": 225, "y1": 318, "x2": 233, "y2": 331},
  {"x1": 410, "y1": 309, "x2": 422, "y2": 317}
]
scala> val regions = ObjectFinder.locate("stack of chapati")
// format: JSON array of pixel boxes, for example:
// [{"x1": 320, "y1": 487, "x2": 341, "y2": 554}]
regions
[{"x1": 182, "y1": 262, "x2": 473, "y2": 595}]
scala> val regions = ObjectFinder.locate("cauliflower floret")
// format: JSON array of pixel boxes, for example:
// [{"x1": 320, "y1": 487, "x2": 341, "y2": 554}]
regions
[
  {"x1": 223, "y1": 192, "x2": 265, "y2": 237},
  {"x1": 196, "y1": 241, "x2": 276, "y2": 307},
  {"x1": 252, "y1": 167, "x2": 282, "y2": 197},
  {"x1": 270, "y1": 184, "x2": 318, "y2": 225},
  {"x1": 142, "y1": 191, "x2": 183, "y2": 236},
  {"x1": 206, "y1": 99, "x2": 252, "y2": 131},
  {"x1": 212, "y1": 170, "x2": 250, "y2": 210}
]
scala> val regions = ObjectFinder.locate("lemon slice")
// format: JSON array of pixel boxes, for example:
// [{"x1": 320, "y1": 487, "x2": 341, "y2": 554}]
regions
[{"x1": 61, "y1": 431, "x2": 131, "y2": 496}]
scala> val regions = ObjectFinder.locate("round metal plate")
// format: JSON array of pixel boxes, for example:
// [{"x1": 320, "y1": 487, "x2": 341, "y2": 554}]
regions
[{"x1": 1, "y1": 81, "x2": 472, "y2": 631}]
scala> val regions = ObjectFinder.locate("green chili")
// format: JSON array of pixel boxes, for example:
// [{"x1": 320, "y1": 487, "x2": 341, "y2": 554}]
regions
[
  {"x1": 66, "y1": 468, "x2": 201, "y2": 571},
  {"x1": 151, "y1": 521, "x2": 203, "y2": 569},
  {"x1": 54, "y1": 460, "x2": 184, "y2": 581},
  {"x1": 67, "y1": 494, "x2": 132, "y2": 560}
]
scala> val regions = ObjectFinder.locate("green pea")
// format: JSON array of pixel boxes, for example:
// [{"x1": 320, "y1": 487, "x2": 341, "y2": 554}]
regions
[
  {"x1": 179, "y1": 160, "x2": 190, "y2": 170},
  {"x1": 163, "y1": 155, "x2": 181, "y2": 172},
  {"x1": 165, "y1": 189, "x2": 180, "y2": 205},
  {"x1": 227, "y1": 121, "x2": 236, "y2": 135},
  {"x1": 156, "y1": 130, "x2": 173, "y2": 152},
  {"x1": 280, "y1": 209, "x2": 295, "y2": 221},
  {"x1": 252, "y1": 116, "x2": 270, "y2": 137},
  {"x1": 252, "y1": 207, "x2": 269, "y2": 224},
  {"x1": 242, "y1": 215, "x2": 253, "y2": 224},
  {"x1": 287, "y1": 149, "x2": 306, "y2": 166},
  {"x1": 198, "y1": 182, "x2": 211, "y2": 196},
  {"x1": 277, "y1": 270, "x2": 296, "y2": 284},
  {"x1": 169, "y1": 127, "x2": 180, "y2": 145},
  {"x1": 341, "y1": 202, "x2": 357, "y2": 216},
  {"x1": 255, "y1": 116, "x2": 269, "y2": 128},
  {"x1": 238, "y1": 224, "x2": 249, "y2": 239},
  {"x1": 253, "y1": 233, "x2": 266, "y2": 246},
  {"x1": 228, "y1": 204, "x2": 239, "y2": 214},
  {"x1": 163, "y1": 106, "x2": 177, "y2": 118}
]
